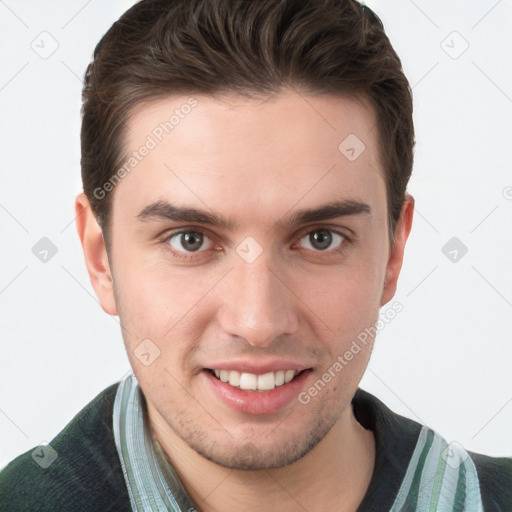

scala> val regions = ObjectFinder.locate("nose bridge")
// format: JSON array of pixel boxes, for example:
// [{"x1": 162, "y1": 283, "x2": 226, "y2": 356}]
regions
[{"x1": 218, "y1": 250, "x2": 299, "y2": 347}]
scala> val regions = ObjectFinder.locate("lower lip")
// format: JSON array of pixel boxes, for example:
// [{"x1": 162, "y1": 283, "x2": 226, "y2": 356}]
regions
[{"x1": 202, "y1": 369, "x2": 311, "y2": 415}]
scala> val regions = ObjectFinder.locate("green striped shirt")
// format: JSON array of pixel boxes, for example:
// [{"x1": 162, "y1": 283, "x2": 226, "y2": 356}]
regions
[{"x1": 112, "y1": 372, "x2": 490, "y2": 511}]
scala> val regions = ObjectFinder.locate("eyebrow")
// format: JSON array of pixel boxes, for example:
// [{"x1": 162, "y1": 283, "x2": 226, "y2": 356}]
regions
[{"x1": 136, "y1": 199, "x2": 371, "y2": 230}]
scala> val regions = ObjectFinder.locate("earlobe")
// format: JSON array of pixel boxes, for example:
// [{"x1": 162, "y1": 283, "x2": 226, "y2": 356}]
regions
[
  {"x1": 380, "y1": 194, "x2": 415, "y2": 307},
  {"x1": 75, "y1": 193, "x2": 118, "y2": 316}
]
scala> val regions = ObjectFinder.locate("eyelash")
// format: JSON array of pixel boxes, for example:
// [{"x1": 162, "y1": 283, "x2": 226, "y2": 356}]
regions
[{"x1": 157, "y1": 226, "x2": 352, "y2": 262}]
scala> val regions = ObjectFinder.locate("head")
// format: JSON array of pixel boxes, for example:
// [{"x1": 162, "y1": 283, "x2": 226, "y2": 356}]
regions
[{"x1": 76, "y1": 0, "x2": 415, "y2": 470}]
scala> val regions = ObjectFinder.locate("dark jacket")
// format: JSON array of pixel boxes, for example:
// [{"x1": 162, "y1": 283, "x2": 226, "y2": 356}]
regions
[{"x1": 1, "y1": 383, "x2": 510, "y2": 511}]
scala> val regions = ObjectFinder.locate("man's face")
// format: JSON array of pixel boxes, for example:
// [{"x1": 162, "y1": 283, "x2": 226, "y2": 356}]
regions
[{"x1": 102, "y1": 90, "x2": 400, "y2": 469}]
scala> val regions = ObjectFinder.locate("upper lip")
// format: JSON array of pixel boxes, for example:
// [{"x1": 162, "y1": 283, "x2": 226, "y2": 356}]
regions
[{"x1": 204, "y1": 359, "x2": 313, "y2": 375}]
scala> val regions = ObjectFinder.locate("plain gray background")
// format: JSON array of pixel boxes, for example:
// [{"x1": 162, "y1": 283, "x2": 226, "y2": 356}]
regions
[{"x1": 1, "y1": 0, "x2": 511, "y2": 468}]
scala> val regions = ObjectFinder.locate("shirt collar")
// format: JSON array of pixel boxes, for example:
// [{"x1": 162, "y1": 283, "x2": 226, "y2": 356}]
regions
[
  {"x1": 112, "y1": 372, "x2": 483, "y2": 512},
  {"x1": 112, "y1": 371, "x2": 196, "y2": 511}
]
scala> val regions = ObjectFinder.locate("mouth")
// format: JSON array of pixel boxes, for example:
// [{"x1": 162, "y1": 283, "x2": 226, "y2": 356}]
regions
[
  {"x1": 206, "y1": 368, "x2": 307, "y2": 392},
  {"x1": 201, "y1": 361, "x2": 313, "y2": 415}
]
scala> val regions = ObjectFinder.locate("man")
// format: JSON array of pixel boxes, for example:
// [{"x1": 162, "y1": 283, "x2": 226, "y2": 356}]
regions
[{"x1": 0, "y1": 0, "x2": 510, "y2": 510}]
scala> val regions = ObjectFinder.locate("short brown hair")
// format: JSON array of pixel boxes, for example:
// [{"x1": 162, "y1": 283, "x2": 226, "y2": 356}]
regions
[{"x1": 81, "y1": 0, "x2": 414, "y2": 250}]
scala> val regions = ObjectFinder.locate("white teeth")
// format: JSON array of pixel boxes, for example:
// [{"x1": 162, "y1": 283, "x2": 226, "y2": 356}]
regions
[
  {"x1": 228, "y1": 370, "x2": 240, "y2": 387},
  {"x1": 257, "y1": 372, "x2": 275, "y2": 391},
  {"x1": 284, "y1": 370, "x2": 295, "y2": 383},
  {"x1": 211, "y1": 369, "x2": 301, "y2": 391},
  {"x1": 239, "y1": 373, "x2": 257, "y2": 390}
]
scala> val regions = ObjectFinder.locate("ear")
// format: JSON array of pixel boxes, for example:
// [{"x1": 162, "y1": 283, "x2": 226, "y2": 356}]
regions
[
  {"x1": 75, "y1": 193, "x2": 118, "y2": 316},
  {"x1": 380, "y1": 194, "x2": 414, "y2": 306}
]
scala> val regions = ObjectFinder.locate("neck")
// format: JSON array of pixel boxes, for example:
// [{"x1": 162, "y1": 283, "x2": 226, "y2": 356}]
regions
[{"x1": 148, "y1": 403, "x2": 375, "y2": 512}]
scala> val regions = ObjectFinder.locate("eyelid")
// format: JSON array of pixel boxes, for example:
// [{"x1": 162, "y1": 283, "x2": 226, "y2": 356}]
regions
[
  {"x1": 158, "y1": 227, "x2": 215, "y2": 243},
  {"x1": 294, "y1": 224, "x2": 353, "y2": 242}
]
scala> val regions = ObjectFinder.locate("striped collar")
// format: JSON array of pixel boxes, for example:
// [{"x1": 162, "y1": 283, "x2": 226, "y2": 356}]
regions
[
  {"x1": 389, "y1": 427, "x2": 483, "y2": 511},
  {"x1": 112, "y1": 372, "x2": 483, "y2": 511},
  {"x1": 112, "y1": 372, "x2": 196, "y2": 511}
]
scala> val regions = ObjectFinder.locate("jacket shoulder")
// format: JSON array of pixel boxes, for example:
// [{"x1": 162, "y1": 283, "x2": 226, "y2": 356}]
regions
[
  {"x1": 469, "y1": 451, "x2": 512, "y2": 511},
  {"x1": 0, "y1": 382, "x2": 130, "y2": 512}
]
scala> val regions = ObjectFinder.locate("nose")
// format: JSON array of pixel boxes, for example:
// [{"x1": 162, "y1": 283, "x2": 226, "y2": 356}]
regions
[{"x1": 217, "y1": 252, "x2": 300, "y2": 347}]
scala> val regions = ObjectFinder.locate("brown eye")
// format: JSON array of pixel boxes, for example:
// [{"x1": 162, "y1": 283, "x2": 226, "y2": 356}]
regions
[
  {"x1": 298, "y1": 229, "x2": 344, "y2": 252},
  {"x1": 169, "y1": 231, "x2": 211, "y2": 253}
]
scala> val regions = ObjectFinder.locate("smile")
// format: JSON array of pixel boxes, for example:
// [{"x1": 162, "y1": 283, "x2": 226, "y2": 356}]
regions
[
  {"x1": 202, "y1": 363, "x2": 312, "y2": 414},
  {"x1": 208, "y1": 369, "x2": 302, "y2": 391}
]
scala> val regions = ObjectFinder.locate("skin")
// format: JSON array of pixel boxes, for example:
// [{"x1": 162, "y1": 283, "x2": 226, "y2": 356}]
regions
[{"x1": 76, "y1": 88, "x2": 414, "y2": 512}]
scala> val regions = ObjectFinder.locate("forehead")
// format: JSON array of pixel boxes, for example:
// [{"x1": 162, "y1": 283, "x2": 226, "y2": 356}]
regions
[{"x1": 113, "y1": 89, "x2": 385, "y2": 230}]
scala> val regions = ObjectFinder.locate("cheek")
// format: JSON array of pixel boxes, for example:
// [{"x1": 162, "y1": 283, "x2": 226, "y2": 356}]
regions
[
  {"x1": 112, "y1": 252, "x2": 216, "y2": 361},
  {"x1": 298, "y1": 256, "x2": 385, "y2": 335},
  {"x1": 300, "y1": 266, "x2": 383, "y2": 399},
  {"x1": 114, "y1": 250, "x2": 193, "y2": 321}
]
